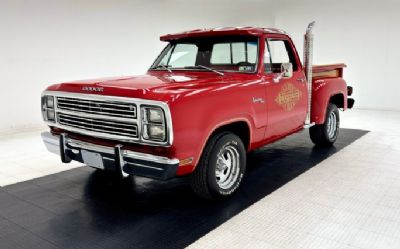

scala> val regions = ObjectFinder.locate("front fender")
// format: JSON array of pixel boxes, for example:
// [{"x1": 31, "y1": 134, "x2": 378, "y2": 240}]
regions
[{"x1": 167, "y1": 80, "x2": 265, "y2": 176}]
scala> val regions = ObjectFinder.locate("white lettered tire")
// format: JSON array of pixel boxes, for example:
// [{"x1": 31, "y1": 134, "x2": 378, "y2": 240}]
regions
[{"x1": 190, "y1": 132, "x2": 246, "y2": 199}]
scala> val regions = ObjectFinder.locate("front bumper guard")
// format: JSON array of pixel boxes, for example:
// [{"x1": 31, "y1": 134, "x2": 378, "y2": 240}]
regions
[{"x1": 41, "y1": 132, "x2": 179, "y2": 180}]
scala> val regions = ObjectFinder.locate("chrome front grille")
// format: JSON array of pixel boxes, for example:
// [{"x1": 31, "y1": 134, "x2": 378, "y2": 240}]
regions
[
  {"x1": 54, "y1": 95, "x2": 139, "y2": 141},
  {"x1": 42, "y1": 91, "x2": 173, "y2": 146},
  {"x1": 57, "y1": 113, "x2": 138, "y2": 139},
  {"x1": 57, "y1": 97, "x2": 137, "y2": 118}
]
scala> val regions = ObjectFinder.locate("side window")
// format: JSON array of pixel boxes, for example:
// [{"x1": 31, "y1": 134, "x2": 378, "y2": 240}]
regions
[
  {"x1": 168, "y1": 44, "x2": 198, "y2": 68},
  {"x1": 265, "y1": 39, "x2": 298, "y2": 73}
]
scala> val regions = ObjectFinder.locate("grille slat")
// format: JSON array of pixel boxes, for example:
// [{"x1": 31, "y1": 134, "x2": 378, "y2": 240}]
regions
[
  {"x1": 58, "y1": 113, "x2": 138, "y2": 138},
  {"x1": 58, "y1": 102, "x2": 136, "y2": 113},
  {"x1": 56, "y1": 106, "x2": 135, "y2": 119},
  {"x1": 59, "y1": 122, "x2": 136, "y2": 138},
  {"x1": 57, "y1": 97, "x2": 137, "y2": 118},
  {"x1": 57, "y1": 97, "x2": 135, "y2": 108},
  {"x1": 59, "y1": 116, "x2": 137, "y2": 133}
]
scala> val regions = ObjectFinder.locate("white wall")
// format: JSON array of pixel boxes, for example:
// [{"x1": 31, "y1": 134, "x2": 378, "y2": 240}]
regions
[
  {"x1": 0, "y1": 0, "x2": 274, "y2": 131},
  {"x1": 273, "y1": 0, "x2": 400, "y2": 111},
  {"x1": 2, "y1": 0, "x2": 399, "y2": 131}
]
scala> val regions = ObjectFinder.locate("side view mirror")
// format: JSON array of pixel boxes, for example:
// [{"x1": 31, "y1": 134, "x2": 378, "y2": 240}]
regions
[
  {"x1": 273, "y1": 63, "x2": 293, "y2": 83},
  {"x1": 282, "y1": 63, "x2": 293, "y2": 78}
]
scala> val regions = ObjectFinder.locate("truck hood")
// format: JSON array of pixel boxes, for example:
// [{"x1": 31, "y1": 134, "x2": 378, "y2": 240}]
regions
[{"x1": 46, "y1": 71, "x2": 234, "y2": 102}]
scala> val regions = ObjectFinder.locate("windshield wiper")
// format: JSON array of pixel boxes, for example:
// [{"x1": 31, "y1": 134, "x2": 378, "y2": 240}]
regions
[
  {"x1": 152, "y1": 64, "x2": 172, "y2": 73},
  {"x1": 186, "y1": 65, "x2": 224, "y2": 76}
]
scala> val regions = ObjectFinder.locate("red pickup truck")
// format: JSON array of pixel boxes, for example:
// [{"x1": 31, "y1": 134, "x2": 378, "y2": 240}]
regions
[{"x1": 41, "y1": 23, "x2": 354, "y2": 199}]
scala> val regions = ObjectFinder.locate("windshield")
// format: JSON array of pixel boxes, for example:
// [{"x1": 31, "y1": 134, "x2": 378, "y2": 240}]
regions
[{"x1": 151, "y1": 36, "x2": 259, "y2": 73}]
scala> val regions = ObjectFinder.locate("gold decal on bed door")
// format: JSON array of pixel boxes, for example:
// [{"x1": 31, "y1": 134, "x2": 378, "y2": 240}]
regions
[{"x1": 275, "y1": 83, "x2": 302, "y2": 111}]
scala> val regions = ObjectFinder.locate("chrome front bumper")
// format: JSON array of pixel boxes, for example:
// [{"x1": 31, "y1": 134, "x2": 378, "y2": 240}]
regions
[{"x1": 41, "y1": 132, "x2": 179, "y2": 180}]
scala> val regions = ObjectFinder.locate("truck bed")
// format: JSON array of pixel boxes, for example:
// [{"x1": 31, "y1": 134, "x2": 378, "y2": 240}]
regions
[{"x1": 312, "y1": 63, "x2": 346, "y2": 79}]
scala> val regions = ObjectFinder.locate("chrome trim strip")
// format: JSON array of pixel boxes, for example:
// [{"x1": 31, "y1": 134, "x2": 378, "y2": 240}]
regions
[
  {"x1": 123, "y1": 150, "x2": 179, "y2": 165},
  {"x1": 67, "y1": 140, "x2": 114, "y2": 154},
  {"x1": 42, "y1": 91, "x2": 174, "y2": 146},
  {"x1": 125, "y1": 162, "x2": 163, "y2": 171},
  {"x1": 41, "y1": 132, "x2": 179, "y2": 165}
]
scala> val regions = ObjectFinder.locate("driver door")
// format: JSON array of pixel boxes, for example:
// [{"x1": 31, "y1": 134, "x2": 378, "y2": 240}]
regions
[{"x1": 264, "y1": 38, "x2": 308, "y2": 139}]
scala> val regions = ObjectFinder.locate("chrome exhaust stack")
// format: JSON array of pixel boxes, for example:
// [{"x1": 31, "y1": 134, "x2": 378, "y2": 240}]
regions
[{"x1": 304, "y1": 21, "x2": 316, "y2": 128}]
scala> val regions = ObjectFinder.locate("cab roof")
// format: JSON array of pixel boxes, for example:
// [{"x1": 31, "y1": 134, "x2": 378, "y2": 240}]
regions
[{"x1": 160, "y1": 26, "x2": 288, "y2": 41}]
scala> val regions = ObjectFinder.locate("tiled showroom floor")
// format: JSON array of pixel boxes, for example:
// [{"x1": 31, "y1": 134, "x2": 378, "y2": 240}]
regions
[
  {"x1": 188, "y1": 110, "x2": 400, "y2": 249},
  {"x1": 0, "y1": 129, "x2": 82, "y2": 186},
  {"x1": 0, "y1": 109, "x2": 399, "y2": 249}
]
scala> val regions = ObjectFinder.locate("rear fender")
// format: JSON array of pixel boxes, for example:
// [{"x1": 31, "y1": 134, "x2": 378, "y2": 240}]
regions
[{"x1": 311, "y1": 78, "x2": 347, "y2": 124}]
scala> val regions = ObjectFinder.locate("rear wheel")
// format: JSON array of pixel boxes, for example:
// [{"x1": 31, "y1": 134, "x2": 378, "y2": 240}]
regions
[
  {"x1": 190, "y1": 132, "x2": 246, "y2": 199},
  {"x1": 309, "y1": 103, "x2": 340, "y2": 147}
]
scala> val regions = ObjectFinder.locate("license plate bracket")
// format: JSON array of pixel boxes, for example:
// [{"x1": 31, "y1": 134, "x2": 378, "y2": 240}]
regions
[{"x1": 81, "y1": 150, "x2": 104, "y2": 169}]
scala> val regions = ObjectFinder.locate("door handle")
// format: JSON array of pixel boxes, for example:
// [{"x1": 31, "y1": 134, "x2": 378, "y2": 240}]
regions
[{"x1": 297, "y1": 78, "x2": 305, "y2": 83}]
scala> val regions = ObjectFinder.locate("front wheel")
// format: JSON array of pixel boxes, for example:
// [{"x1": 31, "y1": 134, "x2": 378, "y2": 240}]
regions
[
  {"x1": 309, "y1": 103, "x2": 340, "y2": 147},
  {"x1": 190, "y1": 132, "x2": 246, "y2": 199}
]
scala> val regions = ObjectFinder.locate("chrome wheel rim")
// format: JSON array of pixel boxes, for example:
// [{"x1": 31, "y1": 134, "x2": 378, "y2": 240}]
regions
[
  {"x1": 327, "y1": 111, "x2": 337, "y2": 139},
  {"x1": 215, "y1": 145, "x2": 240, "y2": 190}
]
